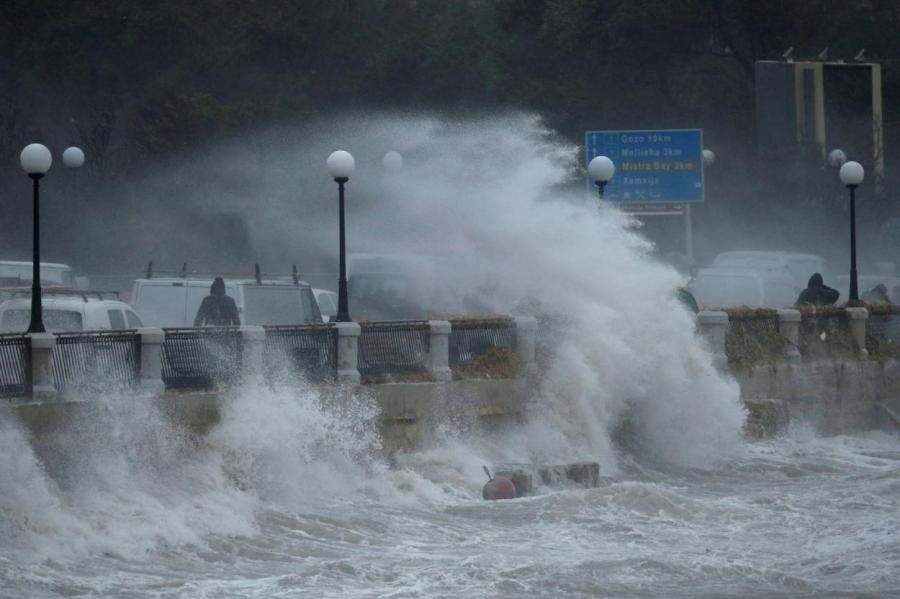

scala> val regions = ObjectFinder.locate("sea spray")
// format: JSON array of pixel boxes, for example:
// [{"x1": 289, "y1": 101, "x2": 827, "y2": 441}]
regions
[
  {"x1": 0, "y1": 387, "x2": 257, "y2": 563},
  {"x1": 208, "y1": 374, "x2": 393, "y2": 509}
]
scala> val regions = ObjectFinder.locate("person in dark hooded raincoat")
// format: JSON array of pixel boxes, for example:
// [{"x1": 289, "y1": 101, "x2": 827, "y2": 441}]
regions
[
  {"x1": 795, "y1": 273, "x2": 840, "y2": 306},
  {"x1": 194, "y1": 277, "x2": 240, "y2": 326}
]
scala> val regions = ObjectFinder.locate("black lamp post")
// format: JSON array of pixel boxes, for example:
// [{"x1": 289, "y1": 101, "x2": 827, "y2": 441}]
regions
[
  {"x1": 588, "y1": 155, "x2": 615, "y2": 200},
  {"x1": 19, "y1": 144, "x2": 53, "y2": 333},
  {"x1": 839, "y1": 160, "x2": 865, "y2": 301},
  {"x1": 327, "y1": 150, "x2": 356, "y2": 322}
]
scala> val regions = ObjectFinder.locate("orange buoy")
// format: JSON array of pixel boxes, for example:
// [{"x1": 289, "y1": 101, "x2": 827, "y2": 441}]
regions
[{"x1": 482, "y1": 466, "x2": 516, "y2": 500}]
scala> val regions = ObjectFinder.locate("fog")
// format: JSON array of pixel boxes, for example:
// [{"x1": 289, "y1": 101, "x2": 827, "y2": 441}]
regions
[{"x1": 3, "y1": 110, "x2": 893, "y2": 302}]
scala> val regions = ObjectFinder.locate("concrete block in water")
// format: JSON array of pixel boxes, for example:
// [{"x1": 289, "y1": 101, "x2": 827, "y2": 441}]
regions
[
  {"x1": 744, "y1": 398, "x2": 790, "y2": 439},
  {"x1": 538, "y1": 461, "x2": 600, "y2": 489}
]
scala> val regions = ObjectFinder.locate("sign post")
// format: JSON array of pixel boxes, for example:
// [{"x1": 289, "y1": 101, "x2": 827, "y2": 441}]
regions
[{"x1": 585, "y1": 129, "x2": 704, "y2": 262}]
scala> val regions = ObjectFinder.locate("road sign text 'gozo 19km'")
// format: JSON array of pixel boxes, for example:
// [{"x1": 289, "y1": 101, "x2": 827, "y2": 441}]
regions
[{"x1": 586, "y1": 129, "x2": 704, "y2": 214}]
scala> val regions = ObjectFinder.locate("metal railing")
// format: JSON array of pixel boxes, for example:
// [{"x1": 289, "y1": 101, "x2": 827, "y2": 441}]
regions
[
  {"x1": 263, "y1": 324, "x2": 337, "y2": 382},
  {"x1": 0, "y1": 334, "x2": 30, "y2": 398},
  {"x1": 724, "y1": 312, "x2": 783, "y2": 366},
  {"x1": 53, "y1": 330, "x2": 140, "y2": 393},
  {"x1": 448, "y1": 317, "x2": 516, "y2": 368},
  {"x1": 358, "y1": 321, "x2": 430, "y2": 375},
  {"x1": 162, "y1": 327, "x2": 243, "y2": 389}
]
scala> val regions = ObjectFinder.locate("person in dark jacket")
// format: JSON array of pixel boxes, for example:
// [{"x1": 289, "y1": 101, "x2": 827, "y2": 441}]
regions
[
  {"x1": 861, "y1": 283, "x2": 891, "y2": 304},
  {"x1": 795, "y1": 273, "x2": 840, "y2": 306},
  {"x1": 194, "y1": 277, "x2": 240, "y2": 326}
]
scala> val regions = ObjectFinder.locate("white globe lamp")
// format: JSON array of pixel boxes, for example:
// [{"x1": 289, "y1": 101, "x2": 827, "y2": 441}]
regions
[
  {"x1": 20, "y1": 143, "x2": 52, "y2": 176},
  {"x1": 382, "y1": 151, "x2": 403, "y2": 171},
  {"x1": 839, "y1": 161, "x2": 864, "y2": 187},
  {"x1": 62, "y1": 146, "x2": 85, "y2": 168},
  {"x1": 828, "y1": 148, "x2": 847, "y2": 168},
  {"x1": 327, "y1": 150, "x2": 355, "y2": 180}
]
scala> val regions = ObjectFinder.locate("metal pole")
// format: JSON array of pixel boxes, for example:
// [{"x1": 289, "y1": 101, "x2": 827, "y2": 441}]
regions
[
  {"x1": 335, "y1": 177, "x2": 351, "y2": 322},
  {"x1": 596, "y1": 181, "x2": 606, "y2": 200},
  {"x1": 849, "y1": 184, "x2": 858, "y2": 302},
  {"x1": 684, "y1": 203, "x2": 694, "y2": 268},
  {"x1": 28, "y1": 174, "x2": 45, "y2": 333}
]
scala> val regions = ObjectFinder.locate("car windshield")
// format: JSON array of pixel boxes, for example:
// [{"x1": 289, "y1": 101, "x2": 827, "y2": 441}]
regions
[{"x1": 0, "y1": 309, "x2": 83, "y2": 332}]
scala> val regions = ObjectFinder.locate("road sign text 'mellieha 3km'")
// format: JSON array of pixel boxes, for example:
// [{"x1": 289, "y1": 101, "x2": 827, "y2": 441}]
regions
[{"x1": 585, "y1": 129, "x2": 704, "y2": 214}]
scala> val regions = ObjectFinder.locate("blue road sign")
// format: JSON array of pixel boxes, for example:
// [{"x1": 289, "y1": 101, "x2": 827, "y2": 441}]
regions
[{"x1": 585, "y1": 129, "x2": 704, "y2": 204}]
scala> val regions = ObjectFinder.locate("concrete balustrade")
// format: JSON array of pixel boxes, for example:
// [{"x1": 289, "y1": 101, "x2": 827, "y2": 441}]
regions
[
  {"x1": 427, "y1": 320, "x2": 453, "y2": 382},
  {"x1": 137, "y1": 327, "x2": 166, "y2": 394},
  {"x1": 697, "y1": 310, "x2": 728, "y2": 370},
  {"x1": 335, "y1": 322, "x2": 361, "y2": 385},
  {"x1": 28, "y1": 333, "x2": 57, "y2": 402},
  {"x1": 845, "y1": 307, "x2": 869, "y2": 358},
  {"x1": 776, "y1": 309, "x2": 802, "y2": 363}
]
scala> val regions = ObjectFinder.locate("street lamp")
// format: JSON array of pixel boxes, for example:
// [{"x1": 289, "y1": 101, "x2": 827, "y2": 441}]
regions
[
  {"x1": 702, "y1": 149, "x2": 715, "y2": 167},
  {"x1": 839, "y1": 160, "x2": 865, "y2": 301},
  {"x1": 588, "y1": 155, "x2": 615, "y2": 199},
  {"x1": 828, "y1": 148, "x2": 847, "y2": 168},
  {"x1": 62, "y1": 146, "x2": 85, "y2": 168},
  {"x1": 20, "y1": 143, "x2": 53, "y2": 333},
  {"x1": 382, "y1": 151, "x2": 403, "y2": 171},
  {"x1": 327, "y1": 150, "x2": 355, "y2": 322}
]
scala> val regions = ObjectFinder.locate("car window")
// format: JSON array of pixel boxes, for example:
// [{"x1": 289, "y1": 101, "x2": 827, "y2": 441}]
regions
[
  {"x1": 1, "y1": 309, "x2": 83, "y2": 332},
  {"x1": 125, "y1": 310, "x2": 143, "y2": 328},
  {"x1": 317, "y1": 293, "x2": 337, "y2": 317},
  {"x1": 107, "y1": 309, "x2": 126, "y2": 329},
  {"x1": 301, "y1": 288, "x2": 322, "y2": 322}
]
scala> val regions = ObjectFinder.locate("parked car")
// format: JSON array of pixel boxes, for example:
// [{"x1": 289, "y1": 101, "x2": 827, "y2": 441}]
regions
[
  {"x1": 711, "y1": 251, "x2": 828, "y2": 291},
  {"x1": 691, "y1": 267, "x2": 797, "y2": 309},
  {"x1": 0, "y1": 293, "x2": 144, "y2": 333},
  {"x1": 313, "y1": 288, "x2": 339, "y2": 323},
  {"x1": 130, "y1": 277, "x2": 321, "y2": 327}
]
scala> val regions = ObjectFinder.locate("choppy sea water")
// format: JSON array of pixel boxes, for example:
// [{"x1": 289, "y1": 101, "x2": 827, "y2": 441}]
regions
[{"x1": 1, "y1": 390, "x2": 897, "y2": 599}]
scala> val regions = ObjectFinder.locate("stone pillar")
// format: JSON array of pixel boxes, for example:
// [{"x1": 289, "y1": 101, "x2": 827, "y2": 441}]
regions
[
  {"x1": 777, "y1": 309, "x2": 802, "y2": 363},
  {"x1": 845, "y1": 307, "x2": 869, "y2": 358},
  {"x1": 239, "y1": 325, "x2": 266, "y2": 379},
  {"x1": 335, "y1": 322, "x2": 361, "y2": 385},
  {"x1": 697, "y1": 310, "x2": 728, "y2": 370},
  {"x1": 428, "y1": 320, "x2": 453, "y2": 382},
  {"x1": 28, "y1": 333, "x2": 57, "y2": 402},
  {"x1": 514, "y1": 316, "x2": 538, "y2": 375},
  {"x1": 137, "y1": 327, "x2": 166, "y2": 394}
]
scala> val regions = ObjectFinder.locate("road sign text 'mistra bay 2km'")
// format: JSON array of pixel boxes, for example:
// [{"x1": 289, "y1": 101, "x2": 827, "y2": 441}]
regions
[{"x1": 585, "y1": 129, "x2": 704, "y2": 215}]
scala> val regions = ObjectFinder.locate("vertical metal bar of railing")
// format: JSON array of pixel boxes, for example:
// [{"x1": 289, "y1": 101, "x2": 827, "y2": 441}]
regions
[{"x1": 0, "y1": 334, "x2": 30, "y2": 398}]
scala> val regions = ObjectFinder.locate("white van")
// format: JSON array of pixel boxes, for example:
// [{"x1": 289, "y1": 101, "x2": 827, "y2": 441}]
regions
[
  {"x1": 0, "y1": 260, "x2": 74, "y2": 287},
  {"x1": 691, "y1": 268, "x2": 797, "y2": 309},
  {"x1": 0, "y1": 294, "x2": 144, "y2": 333},
  {"x1": 711, "y1": 251, "x2": 828, "y2": 291},
  {"x1": 130, "y1": 278, "x2": 321, "y2": 327}
]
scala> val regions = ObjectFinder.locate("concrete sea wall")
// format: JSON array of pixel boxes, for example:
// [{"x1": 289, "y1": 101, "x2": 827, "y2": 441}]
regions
[{"x1": 5, "y1": 307, "x2": 900, "y2": 456}]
